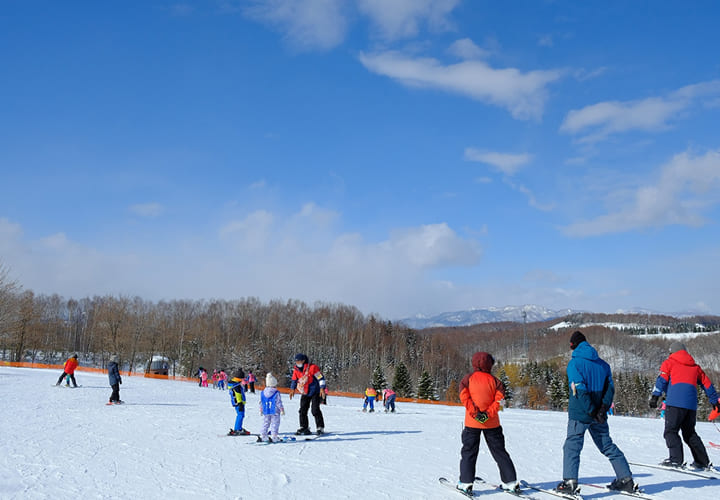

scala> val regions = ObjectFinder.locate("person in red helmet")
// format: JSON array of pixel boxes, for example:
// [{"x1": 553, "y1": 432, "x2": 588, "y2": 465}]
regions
[{"x1": 456, "y1": 351, "x2": 519, "y2": 496}]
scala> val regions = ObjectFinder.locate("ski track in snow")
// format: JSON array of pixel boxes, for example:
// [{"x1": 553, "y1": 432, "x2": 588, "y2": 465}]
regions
[{"x1": 2, "y1": 366, "x2": 720, "y2": 498}]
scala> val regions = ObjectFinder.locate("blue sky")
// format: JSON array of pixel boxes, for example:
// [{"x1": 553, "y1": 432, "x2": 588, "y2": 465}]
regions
[{"x1": 1, "y1": 0, "x2": 720, "y2": 319}]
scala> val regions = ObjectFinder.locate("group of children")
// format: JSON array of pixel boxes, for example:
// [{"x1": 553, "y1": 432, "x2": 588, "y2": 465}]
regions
[
  {"x1": 226, "y1": 368, "x2": 284, "y2": 442},
  {"x1": 362, "y1": 387, "x2": 396, "y2": 413}
]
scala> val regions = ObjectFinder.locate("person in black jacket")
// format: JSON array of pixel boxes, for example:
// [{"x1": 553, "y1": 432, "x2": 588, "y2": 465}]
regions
[{"x1": 108, "y1": 355, "x2": 123, "y2": 404}]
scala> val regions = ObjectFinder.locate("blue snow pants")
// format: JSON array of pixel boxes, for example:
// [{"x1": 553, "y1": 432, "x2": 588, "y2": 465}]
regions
[
  {"x1": 562, "y1": 419, "x2": 631, "y2": 480},
  {"x1": 234, "y1": 406, "x2": 245, "y2": 431}
]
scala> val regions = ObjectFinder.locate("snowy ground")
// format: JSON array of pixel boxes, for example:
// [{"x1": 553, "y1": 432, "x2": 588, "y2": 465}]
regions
[{"x1": 2, "y1": 366, "x2": 720, "y2": 499}]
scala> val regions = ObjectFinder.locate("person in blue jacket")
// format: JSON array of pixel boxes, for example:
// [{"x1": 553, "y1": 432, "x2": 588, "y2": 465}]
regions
[
  {"x1": 555, "y1": 331, "x2": 635, "y2": 495},
  {"x1": 108, "y1": 355, "x2": 123, "y2": 404},
  {"x1": 227, "y1": 369, "x2": 250, "y2": 436}
]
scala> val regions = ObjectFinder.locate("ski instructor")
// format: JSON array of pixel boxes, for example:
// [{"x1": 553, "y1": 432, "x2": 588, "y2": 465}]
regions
[{"x1": 289, "y1": 353, "x2": 326, "y2": 435}]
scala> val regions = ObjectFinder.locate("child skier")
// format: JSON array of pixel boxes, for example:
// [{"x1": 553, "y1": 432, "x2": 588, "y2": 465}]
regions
[
  {"x1": 383, "y1": 388, "x2": 396, "y2": 413},
  {"x1": 218, "y1": 369, "x2": 227, "y2": 391},
  {"x1": 457, "y1": 351, "x2": 520, "y2": 495},
  {"x1": 362, "y1": 387, "x2": 377, "y2": 412},
  {"x1": 258, "y1": 372, "x2": 285, "y2": 442},
  {"x1": 228, "y1": 370, "x2": 250, "y2": 436}
]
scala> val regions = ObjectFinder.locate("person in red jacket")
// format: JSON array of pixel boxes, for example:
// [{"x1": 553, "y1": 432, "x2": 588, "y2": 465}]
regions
[
  {"x1": 649, "y1": 341, "x2": 719, "y2": 469},
  {"x1": 456, "y1": 351, "x2": 519, "y2": 495},
  {"x1": 55, "y1": 354, "x2": 79, "y2": 387},
  {"x1": 289, "y1": 353, "x2": 326, "y2": 435}
]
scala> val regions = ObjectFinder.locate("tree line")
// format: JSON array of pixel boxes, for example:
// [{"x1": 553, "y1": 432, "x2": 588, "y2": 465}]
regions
[{"x1": 1, "y1": 265, "x2": 718, "y2": 419}]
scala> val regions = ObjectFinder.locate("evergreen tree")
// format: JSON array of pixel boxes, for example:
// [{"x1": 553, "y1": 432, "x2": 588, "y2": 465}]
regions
[
  {"x1": 498, "y1": 366, "x2": 513, "y2": 404},
  {"x1": 417, "y1": 370, "x2": 436, "y2": 400},
  {"x1": 393, "y1": 362, "x2": 413, "y2": 398},
  {"x1": 372, "y1": 364, "x2": 387, "y2": 391},
  {"x1": 547, "y1": 370, "x2": 566, "y2": 410}
]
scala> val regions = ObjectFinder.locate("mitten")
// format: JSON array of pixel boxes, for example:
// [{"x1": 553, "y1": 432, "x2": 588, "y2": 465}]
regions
[
  {"x1": 648, "y1": 395, "x2": 659, "y2": 408},
  {"x1": 473, "y1": 411, "x2": 489, "y2": 424}
]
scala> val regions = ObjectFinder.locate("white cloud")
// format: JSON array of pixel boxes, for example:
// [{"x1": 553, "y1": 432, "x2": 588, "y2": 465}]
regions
[
  {"x1": 384, "y1": 223, "x2": 482, "y2": 268},
  {"x1": 560, "y1": 80, "x2": 720, "y2": 142},
  {"x1": 447, "y1": 38, "x2": 490, "y2": 60},
  {"x1": 359, "y1": 51, "x2": 562, "y2": 120},
  {"x1": 538, "y1": 34, "x2": 554, "y2": 47},
  {"x1": 357, "y1": 0, "x2": 460, "y2": 40},
  {"x1": 129, "y1": 203, "x2": 164, "y2": 217},
  {"x1": 563, "y1": 150, "x2": 720, "y2": 237},
  {"x1": 464, "y1": 148, "x2": 532, "y2": 175},
  {"x1": 242, "y1": 0, "x2": 349, "y2": 51}
]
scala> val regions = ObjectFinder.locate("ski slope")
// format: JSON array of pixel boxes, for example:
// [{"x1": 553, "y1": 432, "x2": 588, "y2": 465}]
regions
[{"x1": 2, "y1": 366, "x2": 720, "y2": 499}]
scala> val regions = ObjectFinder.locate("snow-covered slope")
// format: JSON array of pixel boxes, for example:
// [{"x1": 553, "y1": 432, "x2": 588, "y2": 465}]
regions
[{"x1": 2, "y1": 366, "x2": 720, "y2": 499}]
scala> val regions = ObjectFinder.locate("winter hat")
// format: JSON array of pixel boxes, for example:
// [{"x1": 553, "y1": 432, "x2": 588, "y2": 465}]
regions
[
  {"x1": 570, "y1": 331, "x2": 587, "y2": 350},
  {"x1": 472, "y1": 352, "x2": 495, "y2": 373},
  {"x1": 265, "y1": 372, "x2": 278, "y2": 387},
  {"x1": 72, "y1": 354, "x2": 78, "y2": 359},
  {"x1": 294, "y1": 353, "x2": 308, "y2": 363},
  {"x1": 109, "y1": 354, "x2": 118, "y2": 363},
  {"x1": 669, "y1": 341, "x2": 686, "y2": 354},
  {"x1": 234, "y1": 368, "x2": 245, "y2": 380}
]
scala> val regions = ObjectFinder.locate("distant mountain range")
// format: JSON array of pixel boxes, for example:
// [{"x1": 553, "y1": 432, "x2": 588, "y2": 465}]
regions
[
  {"x1": 398, "y1": 305, "x2": 577, "y2": 329},
  {"x1": 398, "y1": 305, "x2": 708, "y2": 329}
]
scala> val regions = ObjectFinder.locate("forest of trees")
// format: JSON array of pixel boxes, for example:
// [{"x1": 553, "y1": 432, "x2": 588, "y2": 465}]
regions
[{"x1": 1, "y1": 262, "x2": 719, "y2": 420}]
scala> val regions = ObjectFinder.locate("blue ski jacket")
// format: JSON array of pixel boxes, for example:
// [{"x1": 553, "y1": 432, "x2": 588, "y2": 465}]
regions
[{"x1": 566, "y1": 341, "x2": 614, "y2": 424}]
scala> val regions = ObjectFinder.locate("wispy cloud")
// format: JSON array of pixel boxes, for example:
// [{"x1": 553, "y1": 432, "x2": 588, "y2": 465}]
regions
[
  {"x1": 357, "y1": 0, "x2": 460, "y2": 40},
  {"x1": 560, "y1": 80, "x2": 720, "y2": 143},
  {"x1": 464, "y1": 148, "x2": 532, "y2": 175},
  {"x1": 563, "y1": 150, "x2": 720, "y2": 237},
  {"x1": 447, "y1": 38, "x2": 491, "y2": 60},
  {"x1": 0, "y1": 207, "x2": 482, "y2": 317},
  {"x1": 359, "y1": 51, "x2": 563, "y2": 120},
  {"x1": 242, "y1": 0, "x2": 349, "y2": 51},
  {"x1": 129, "y1": 203, "x2": 164, "y2": 217}
]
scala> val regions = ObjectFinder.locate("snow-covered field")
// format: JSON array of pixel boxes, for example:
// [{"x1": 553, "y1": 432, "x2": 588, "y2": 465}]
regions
[{"x1": 2, "y1": 366, "x2": 720, "y2": 499}]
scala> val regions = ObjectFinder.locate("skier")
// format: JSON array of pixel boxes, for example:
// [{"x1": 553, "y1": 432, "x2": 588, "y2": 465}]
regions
[
  {"x1": 55, "y1": 354, "x2": 79, "y2": 387},
  {"x1": 362, "y1": 386, "x2": 377, "y2": 412},
  {"x1": 289, "y1": 353, "x2": 326, "y2": 435},
  {"x1": 107, "y1": 354, "x2": 123, "y2": 404},
  {"x1": 649, "y1": 341, "x2": 719, "y2": 469},
  {"x1": 217, "y1": 369, "x2": 227, "y2": 391},
  {"x1": 456, "y1": 351, "x2": 520, "y2": 495},
  {"x1": 383, "y1": 388, "x2": 396, "y2": 413},
  {"x1": 556, "y1": 331, "x2": 635, "y2": 495},
  {"x1": 200, "y1": 368, "x2": 208, "y2": 388},
  {"x1": 228, "y1": 370, "x2": 250, "y2": 436},
  {"x1": 258, "y1": 372, "x2": 285, "y2": 442}
]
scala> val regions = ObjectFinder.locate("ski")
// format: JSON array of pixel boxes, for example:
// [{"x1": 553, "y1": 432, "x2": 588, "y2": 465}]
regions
[
  {"x1": 298, "y1": 431, "x2": 332, "y2": 441},
  {"x1": 519, "y1": 481, "x2": 582, "y2": 500},
  {"x1": 439, "y1": 477, "x2": 473, "y2": 498},
  {"x1": 709, "y1": 441, "x2": 720, "y2": 449},
  {"x1": 579, "y1": 483, "x2": 654, "y2": 500},
  {"x1": 628, "y1": 461, "x2": 718, "y2": 479},
  {"x1": 249, "y1": 436, "x2": 298, "y2": 445},
  {"x1": 474, "y1": 476, "x2": 542, "y2": 498}
]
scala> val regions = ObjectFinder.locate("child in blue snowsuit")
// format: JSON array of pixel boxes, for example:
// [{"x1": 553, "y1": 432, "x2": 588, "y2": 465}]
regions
[{"x1": 228, "y1": 370, "x2": 249, "y2": 436}]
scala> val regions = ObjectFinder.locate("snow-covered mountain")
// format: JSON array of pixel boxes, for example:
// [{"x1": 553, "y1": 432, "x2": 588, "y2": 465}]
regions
[{"x1": 399, "y1": 305, "x2": 576, "y2": 329}]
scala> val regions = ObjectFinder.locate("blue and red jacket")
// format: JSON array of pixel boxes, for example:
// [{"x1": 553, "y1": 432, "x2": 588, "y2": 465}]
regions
[{"x1": 652, "y1": 349, "x2": 718, "y2": 410}]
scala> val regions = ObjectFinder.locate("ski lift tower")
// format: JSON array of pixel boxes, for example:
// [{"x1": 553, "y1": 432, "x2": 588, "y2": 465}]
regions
[{"x1": 522, "y1": 310, "x2": 528, "y2": 358}]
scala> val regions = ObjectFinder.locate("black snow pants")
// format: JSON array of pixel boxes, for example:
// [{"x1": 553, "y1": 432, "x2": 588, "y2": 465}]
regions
[
  {"x1": 298, "y1": 392, "x2": 325, "y2": 431},
  {"x1": 460, "y1": 426, "x2": 517, "y2": 484},
  {"x1": 664, "y1": 405, "x2": 709, "y2": 466},
  {"x1": 56, "y1": 371, "x2": 77, "y2": 387},
  {"x1": 109, "y1": 383, "x2": 120, "y2": 403}
]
